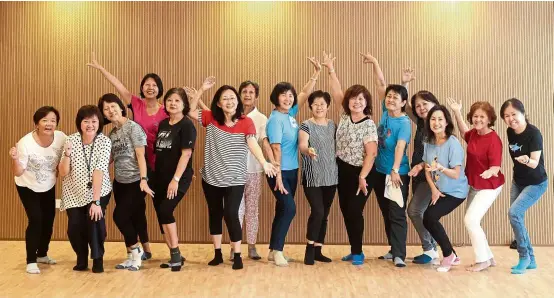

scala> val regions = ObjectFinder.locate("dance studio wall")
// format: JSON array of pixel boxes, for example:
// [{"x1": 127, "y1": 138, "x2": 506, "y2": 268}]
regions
[{"x1": 1, "y1": 2, "x2": 553, "y2": 245}]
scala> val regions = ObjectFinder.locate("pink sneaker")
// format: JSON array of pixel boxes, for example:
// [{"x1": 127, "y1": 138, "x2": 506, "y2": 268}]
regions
[
  {"x1": 437, "y1": 253, "x2": 456, "y2": 272},
  {"x1": 452, "y1": 256, "x2": 461, "y2": 266}
]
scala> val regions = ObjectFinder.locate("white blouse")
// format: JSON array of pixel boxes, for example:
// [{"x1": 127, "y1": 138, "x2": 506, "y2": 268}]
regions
[
  {"x1": 60, "y1": 133, "x2": 112, "y2": 211},
  {"x1": 14, "y1": 131, "x2": 66, "y2": 192}
]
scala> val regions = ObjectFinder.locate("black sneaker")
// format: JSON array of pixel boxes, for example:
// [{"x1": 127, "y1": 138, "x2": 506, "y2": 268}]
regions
[{"x1": 510, "y1": 240, "x2": 517, "y2": 249}]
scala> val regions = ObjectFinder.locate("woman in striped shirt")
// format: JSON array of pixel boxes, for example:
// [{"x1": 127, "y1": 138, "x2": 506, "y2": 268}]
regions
[
  {"x1": 298, "y1": 90, "x2": 338, "y2": 265},
  {"x1": 187, "y1": 82, "x2": 277, "y2": 270}
]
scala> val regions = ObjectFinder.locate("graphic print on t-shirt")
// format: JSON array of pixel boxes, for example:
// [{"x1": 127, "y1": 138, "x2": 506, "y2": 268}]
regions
[
  {"x1": 27, "y1": 153, "x2": 60, "y2": 183},
  {"x1": 377, "y1": 125, "x2": 392, "y2": 149},
  {"x1": 156, "y1": 130, "x2": 172, "y2": 150},
  {"x1": 111, "y1": 138, "x2": 130, "y2": 158},
  {"x1": 509, "y1": 143, "x2": 522, "y2": 152}
]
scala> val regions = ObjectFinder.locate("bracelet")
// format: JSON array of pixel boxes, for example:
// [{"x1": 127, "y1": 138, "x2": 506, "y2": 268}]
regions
[
  {"x1": 310, "y1": 77, "x2": 317, "y2": 81},
  {"x1": 359, "y1": 175, "x2": 366, "y2": 179},
  {"x1": 64, "y1": 152, "x2": 71, "y2": 157},
  {"x1": 173, "y1": 176, "x2": 180, "y2": 182},
  {"x1": 525, "y1": 158, "x2": 530, "y2": 165},
  {"x1": 329, "y1": 68, "x2": 335, "y2": 73}
]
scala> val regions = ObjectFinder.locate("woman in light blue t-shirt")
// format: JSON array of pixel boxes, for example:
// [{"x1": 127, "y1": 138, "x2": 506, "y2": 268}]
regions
[{"x1": 420, "y1": 105, "x2": 469, "y2": 273}]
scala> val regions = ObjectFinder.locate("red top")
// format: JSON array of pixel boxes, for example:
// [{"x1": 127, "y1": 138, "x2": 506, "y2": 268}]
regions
[
  {"x1": 464, "y1": 129, "x2": 505, "y2": 190},
  {"x1": 131, "y1": 95, "x2": 168, "y2": 171}
]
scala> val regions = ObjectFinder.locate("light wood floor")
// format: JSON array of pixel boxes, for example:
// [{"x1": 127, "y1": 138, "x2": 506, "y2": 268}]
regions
[{"x1": 0, "y1": 241, "x2": 552, "y2": 297}]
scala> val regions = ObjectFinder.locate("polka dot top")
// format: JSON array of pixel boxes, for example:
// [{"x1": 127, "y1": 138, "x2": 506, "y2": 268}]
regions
[{"x1": 60, "y1": 133, "x2": 112, "y2": 211}]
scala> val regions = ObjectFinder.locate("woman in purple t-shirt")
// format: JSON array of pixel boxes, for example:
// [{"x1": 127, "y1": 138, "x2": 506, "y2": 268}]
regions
[{"x1": 87, "y1": 52, "x2": 165, "y2": 260}]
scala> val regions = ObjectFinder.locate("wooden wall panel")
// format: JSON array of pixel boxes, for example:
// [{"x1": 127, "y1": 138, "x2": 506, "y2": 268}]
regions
[{"x1": 1, "y1": 2, "x2": 552, "y2": 246}]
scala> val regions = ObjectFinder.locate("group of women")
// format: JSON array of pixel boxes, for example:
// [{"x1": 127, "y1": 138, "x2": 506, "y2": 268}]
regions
[{"x1": 10, "y1": 52, "x2": 547, "y2": 275}]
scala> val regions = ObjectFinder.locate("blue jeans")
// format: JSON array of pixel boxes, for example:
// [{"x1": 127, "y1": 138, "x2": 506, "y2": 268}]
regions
[
  {"x1": 509, "y1": 179, "x2": 548, "y2": 258},
  {"x1": 267, "y1": 169, "x2": 298, "y2": 251}
]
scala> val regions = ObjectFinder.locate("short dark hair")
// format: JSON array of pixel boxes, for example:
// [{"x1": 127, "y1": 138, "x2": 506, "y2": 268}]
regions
[
  {"x1": 75, "y1": 105, "x2": 104, "y2": 135},
  {"x1": 163, "y1": 88, "x2": 190, "y2": 115},
  {"x1": 410, "y1": 90, "x2": 440, "y2": 120},
  {"x1": 211, "y1": 85, "x2": 244, "y2": 125},
  {"x1": 308, "y1": 90, "x2": 331, "y2": 106},
  {"x1": 385, "y1": 84, "x2": 409, "y2": 112},
  {"x1": 342, "y1": 84, "x2": 373, "y2": 116},
  {"x1": 33, "y1": 106, "x2": 60, "y2": 125},
  {"x1": 239, "y1": 80, "x2": 260, "y2": 98},
  {"x1": 467, "y1": 101, "x2": 497, "y2": 127},
  {"x1": 270, "y1": 82, "x2": 297, "y2": 108},
  {"x1": 97, "y1": 93, "x2": 127, "y2": 124},
  {"x1": 500, "y1": 98, "x2": 529, "y2": 123},
  {"x1": 139, "y1": 73, "x2": 164, "y2": 99},
  {"x1": 425, "y1": 105, "x2": 454, "y2": 143}
]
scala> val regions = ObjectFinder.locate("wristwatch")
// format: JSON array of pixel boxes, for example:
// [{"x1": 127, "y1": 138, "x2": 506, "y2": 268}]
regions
[
  {"x1": 173, "y1": 176, "x2": 180, "y2": 182},
  {"x1": 92, "y1": 200, "x2": 101, "y2": 206},
  {"x1": 141, "y1": 176, "x2": 149, "y2": 182},
  {"x1": 392, "y1": 168, "x2": 400, "y2": 174}
]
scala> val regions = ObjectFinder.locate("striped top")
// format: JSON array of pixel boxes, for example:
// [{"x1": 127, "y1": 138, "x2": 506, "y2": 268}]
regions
[
  {"x1": 199, "y1": 110, "x2": 256, "y2": 187},
  {"x1": 300, "y1": 119, "x2": 338, "y2": 187}
]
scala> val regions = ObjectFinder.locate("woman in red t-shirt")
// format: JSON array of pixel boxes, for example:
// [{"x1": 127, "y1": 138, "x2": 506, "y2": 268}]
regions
[{"x1": 448, "y1": 99, "x2": 505, "y2": 272}]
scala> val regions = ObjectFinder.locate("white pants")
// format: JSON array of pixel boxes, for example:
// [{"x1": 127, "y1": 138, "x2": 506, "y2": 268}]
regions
[{"x1": 464, "y1": 185, "x2": 503, "y2": 263}]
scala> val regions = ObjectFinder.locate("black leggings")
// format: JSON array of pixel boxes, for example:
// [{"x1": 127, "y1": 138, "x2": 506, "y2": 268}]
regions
[
  {"x1": 66, "y1": 194, "x2": 110, "y2": 262},
  {"x1": 336, "y1": 158, "x2": 375, "y2": 255},
  {"x1": 152, "y1": 178, "x2": 190, "y2": 234},
  {"x1": 16, "y1": 185, "x2": 56, "y2": 264},
  {"x1": 303, "y1": 182, "x2": 336, "y2": 244},
  {"x1": 423, "y1": 194, "x2": 465, "y2": 257},
  {"x1": 201, "y1": 180, "x2": 244, "y2": 242},
  {"x1": 373, "y1": 171, "x2": 410, "y2": 260},
  {"x1": 112, "y1": 180, "x2": 149, "y2": 247}
]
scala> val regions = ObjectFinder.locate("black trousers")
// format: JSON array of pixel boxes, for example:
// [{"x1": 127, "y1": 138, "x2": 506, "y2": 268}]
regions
[
  {"x1": 337, "y1": 158, "x2": 375, "y2": 255},
  {"x1": 16, "y1": 185, "x2": 56, "y2": 264},
  {"x1": 66, "y1": 194, "x2": 110, "y2": 262},
  {"x1": 373, "y1": 171, "x2": 410, "y2": 260},
  {"x1": 423, "y1": 193, "x2": 465, "y2": 257},
  {"x1": 113, "y1": 180, "x2": 149, "y2": 247},
  {"x1": 303, "y1": 182, "x2": 336, "y2": 244},
  {"x1": 202, "y1": 180, "x2": 244, "y2": 242},
  {"x1": 152, "y1": 177, "x2": 190, "y2": 234}
]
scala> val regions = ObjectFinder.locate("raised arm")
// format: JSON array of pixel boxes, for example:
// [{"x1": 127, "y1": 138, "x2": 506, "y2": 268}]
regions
[
  {"x1": 446, "y1": 98, "x2": 470, "y2": 137},
  {"x1": 360, "y1": 52, "x2": 387, "y2": 101},
  {"x1": 401, "y1": 68, "x2": 418, "y2": 123},
  {"x1": 185, "y1": 76, "x2": 216, "y2": 121},
  {"x1": 322, "y1": 51, "x2": 344, "y2": 107},
  {"x1": 87, "y1": 52, "x2": 133, "y2": 105},
  {"x1": 297, "y1": 57, "x2": 322, "y2": 109}
]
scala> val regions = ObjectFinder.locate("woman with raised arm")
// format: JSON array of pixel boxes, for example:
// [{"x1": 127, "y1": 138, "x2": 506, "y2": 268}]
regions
[
  {"x1": 448, "y1": 98, "x2": 505, "y2": 272},
  {"x1": 58, "y1": 105, "x2": 112, "y2": 273},
  {"x1": 98, "y1": 93, "x2": 155, "y2": 271},
  {"x1": 406, "y1": 91, "x2": 441, "y2": 264},
  {"x1": 9, "y1": 106, "x2": 66, "y2": 274},
  {"x1": 186, "y1": 79, "x2": 277, "y2": 270},
  {"x1": 322, "y1": 51, "x2": 378, "y2": 266},
  {"x1": 152, "y1": 88, "x2": 196, "y2": 272},
  {"x1": 298, "y1": 89, "x2": 338, "y2": 265},
  {"x1": 421, "y1": 105, "x2": 469, "y2": 273},
  {"x1": 261, "y1": 58, "x2": 319, "y2": 267},
  {"x1": 358, "y1": 52, "x2": 412, "y2": 268},
  {"x1": 87, "y1": 53, "x2": 164, "y2": 259},
  {"x1": 500, "y1": 98, "x2": 548, "y2": 275}
]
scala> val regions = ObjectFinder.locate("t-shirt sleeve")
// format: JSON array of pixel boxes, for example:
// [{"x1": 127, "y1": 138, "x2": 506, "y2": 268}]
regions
[
  {"x1": 199, "y1": 110, "x2": 212, "y2": 127},
  {"x1": 464, "y1": 129, "x2": 473, "y2": 143},
  {"x1": 266, "y1": 117, "x2": 283, "y2": 144},
  {"x1": 397, "y1": 119, "x2": 412, "y2": 143},
  {"x1": 16, "y1": 138, "x2": 29, "y2": 169},
  {"x1": 362, "y1": 120, "x2": 379, "y2": 144},
  {"x1": 130, "y1": 123, "x2": 147, "y2": 148},
  {"x1": 381, "y1": 100, "x2": 386, "y2": 113},
  {"x1": 289, "y1": 104, "x2": 299, "y2": 117},
  {"x1": 94, "y1": 136, "x2": 112, "y2": 173},
  {"x1": 242, "y1": 117, "x2": 257, "y2": 140},
  {"x1": 130, "y1": 95, "x2": 144, "y2": 114},
  {"x1": 448, "y1": 138, "x2": 465, "y2": 168},
  {"x1": 422, "y1": 142, "x2": 429, "y2": 164},
  {"x1": 529, "y1": 127, "x2": 543, "y2": 152},
  {"x1": 259, "y1": 118, "x2": 267, "y2": 140},
  {"x1": 180, "y1": 121, "x2": 197, "y2": 150},
  {"x1": 300, "y1": 122, "x2": 310, "y2": 135},
  {"x1": 488, "y1": 133, "x2": 503, "y2": 167}
]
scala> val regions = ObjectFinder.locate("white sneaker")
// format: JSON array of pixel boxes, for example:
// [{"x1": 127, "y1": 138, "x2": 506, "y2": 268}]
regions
[
  {"x1": 26, "y1": 263, "x2": 40, "y2": 274},
  {"x1": 115, "y1": 253, "x2": 132, "y2": 269},
  {"x1": 273, "y1": 251, "x2": 289, "y2": 267},
  {"x1": 129, "y1": 247, "x2": 143, "y2": 271}
]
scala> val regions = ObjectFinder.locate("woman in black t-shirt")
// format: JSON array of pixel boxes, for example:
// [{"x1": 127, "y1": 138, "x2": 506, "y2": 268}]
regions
[
  {"x1": 500, "y1": 98, "x2": 548, "y2": 275},
  {"x1": 153, "y1": 88, "x2": 197, "y2": 272}
]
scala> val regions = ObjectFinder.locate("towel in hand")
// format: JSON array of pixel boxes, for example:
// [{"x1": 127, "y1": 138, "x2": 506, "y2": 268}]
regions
[{"x1": 384, "y1": 174, "x2": 404, "y2": 208}]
